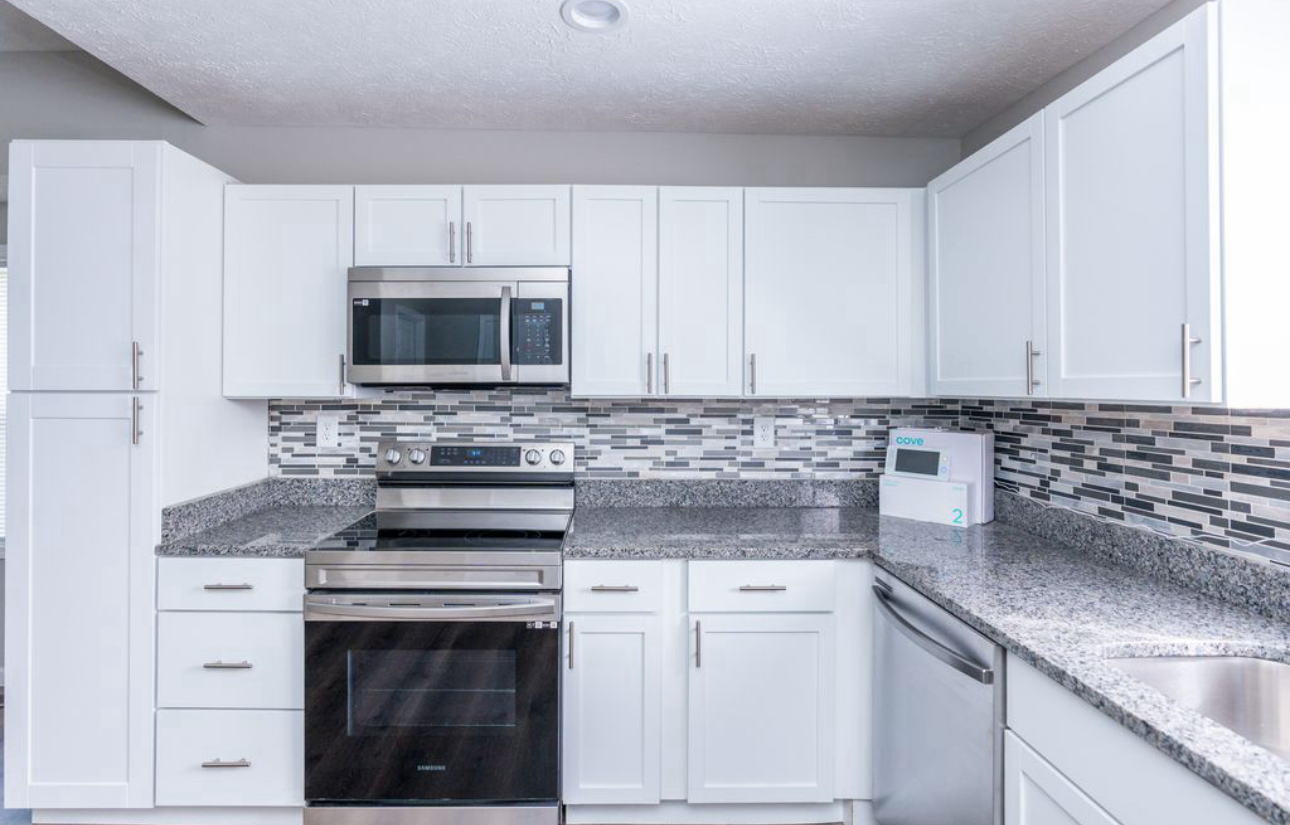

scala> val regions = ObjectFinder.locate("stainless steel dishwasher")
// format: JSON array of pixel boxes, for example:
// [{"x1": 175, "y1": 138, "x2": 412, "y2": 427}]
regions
[{"x1": 872, "y1": 573, "x2": 1005, "y2": 825}]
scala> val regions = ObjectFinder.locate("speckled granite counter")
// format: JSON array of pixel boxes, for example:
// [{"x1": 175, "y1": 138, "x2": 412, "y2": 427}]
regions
[
  {"x1": 569, "y1": 507, "x2": 1290, "y2": 824},
  {"x1": 155, "y1": 505, "x2": 370, "y2": 557}
]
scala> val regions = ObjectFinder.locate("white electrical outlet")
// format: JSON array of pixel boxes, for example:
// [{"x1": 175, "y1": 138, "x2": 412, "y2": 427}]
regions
[
  {"x1": 316, "y1": 413, "x2": 341, "y2": 451},
  {"x1": 753, "y1": 416, "x2": 775, "y2": 449}
]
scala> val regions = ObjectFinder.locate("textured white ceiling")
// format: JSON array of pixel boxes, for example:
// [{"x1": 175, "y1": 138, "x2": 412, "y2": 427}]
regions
[
  {"x1": 0, "y1": 1, "x2": 74, "y2": 52},
  {"x1": 9, "y1": 0, "x2": 1176, "y2": 135}
]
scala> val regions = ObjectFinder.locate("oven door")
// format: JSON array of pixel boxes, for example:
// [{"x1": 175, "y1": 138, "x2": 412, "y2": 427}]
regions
[
  {"x1": 348, "y1": 279, "x2": 516, "y2": 385},
  {"x1": 304, "y1": 594, "x2": 561, "y2": 805}
]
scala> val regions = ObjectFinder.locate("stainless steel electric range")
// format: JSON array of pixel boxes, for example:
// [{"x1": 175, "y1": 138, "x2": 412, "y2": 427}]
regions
[{"x1": 303, "y1": 441, "x2": 573, "y2": 825}]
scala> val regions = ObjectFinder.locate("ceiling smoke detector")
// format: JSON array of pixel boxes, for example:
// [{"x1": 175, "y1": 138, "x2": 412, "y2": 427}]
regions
[{"x1": 560, "y1": 0, "x2": 628, "y2": 32}]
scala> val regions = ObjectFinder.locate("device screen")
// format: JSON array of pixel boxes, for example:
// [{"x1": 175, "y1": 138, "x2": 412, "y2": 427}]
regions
[{"x1": 894, "y1": 448, "x2": 940, "y2": 476}]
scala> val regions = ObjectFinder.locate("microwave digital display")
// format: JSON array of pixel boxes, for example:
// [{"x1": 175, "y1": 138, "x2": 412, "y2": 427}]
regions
[{"x1": 894, "y1": 448, "x2": 941, "y2": 476}]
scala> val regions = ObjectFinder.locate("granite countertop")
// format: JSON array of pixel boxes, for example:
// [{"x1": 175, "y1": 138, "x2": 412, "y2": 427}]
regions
[
  {"x1": 155, "y1": 505, "x2": 370, "y2": 557},
  {"x1": 571, "y1": 506, "x2": 1290, "y2": 825}
]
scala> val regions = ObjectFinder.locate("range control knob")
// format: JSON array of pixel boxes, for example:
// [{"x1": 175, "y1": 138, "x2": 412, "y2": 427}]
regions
[
  {"x1": 408, "y1": 449, "x2": 426, "y2": 465},
  {"x1": 384, "y1": 448, "x2": 402, "y2": 465},
  {"x1": 549, "y1": 449, "x2": 567, "y2": 466},
  {"x1": 525, "y1": 449, "x2": 543, "y2": 466}
]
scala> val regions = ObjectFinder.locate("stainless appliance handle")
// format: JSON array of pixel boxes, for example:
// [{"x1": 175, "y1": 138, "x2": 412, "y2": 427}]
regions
[
  {"x1": 338, "y1": 353, "x2": 347, "y2": 395},
  {"x1": 203, "y1": 660, "x2": 253, "y2": 670},
  {"x1": 500, "y1": 285, "x2": 513, "y2": 381},
  {"x1": 873, "y1": 584, "x2": 993, "y2": 685},
  {"x1": 305, "y1": 599, "x2": 557, "y2": 622},
  {"x1": 591, "y1": 585, "x2": 639, "y2": 592},
  {"x1": 131, "y1": 341, "x2": 143, "y2": 389},
  {"x1": 1182, "y1": 322, "x2": 1202, "y2": 398},
  {"x1": 449, "y1": 221, "x2": 456, "y2": 264},
  {"x1": 646, "y1": 352, "x2": 654, "y2": 394},
  {"x1": 201, "y1": 759, "x2": 251, "y2": 769},
  {"x1": 203, "y1": 583, "x2": 253, "y2": 591},
  {"x1": 739, "y1": 584, "x2": 787, "y2": 592}
]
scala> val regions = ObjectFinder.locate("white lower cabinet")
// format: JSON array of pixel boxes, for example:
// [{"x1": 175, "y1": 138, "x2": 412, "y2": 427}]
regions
[
  {"x1": 563, "y1": 615, "x2": 663, "y2": 804},
  {"x1": 562, "y1": 559, "x2": 864, "y2": 819},
  {"x1": 688, "y1": 613, "x2": 834, "y2": 803},
  {"x1": 155, "y1": 710, "x2": 304, "y2": 807},
  {"x1": 158, "y1": 612, "x2": 304, "y2": 710},
  {"x1": 1006, "y1": 733, "x2": 1119, "y2": 825}
]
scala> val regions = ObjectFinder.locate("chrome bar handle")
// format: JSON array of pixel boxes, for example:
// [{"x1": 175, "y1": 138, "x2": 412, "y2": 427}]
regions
[
  {"x1": 500, "y1": 286, "x2": 513, "y2": 381},
  {"x1": 663, "y1": 353, "x2": 671, "y2": 394},
  {"x1": 872, "y1": 584, "x2": 993, "y2": 685},
  {"x1": 203, "y1": 583, "x2": 253, "y2": 591},
  {"x1": 568, "y1": 621, "x2": 575, "y2": 670},
  {"x1": 131, "y1": 397, "x2": 143, "y2": 446},
  {"x1": 448, "y1": 221, "x2": 457, "y2": 264},
  {"x1": 695, "y1": 620, "x2": 702, "y2": 668},
  {"x1": 739, "y1": 584, "x2": 787, "y2": 592},
  {"x1": 646, "y1": 352, "x2": 654, "y2": 394},
  {"x1": 1182, "y1": 323, "x2": 1202, "y2": 399},
  {"x1": 338, "y1": 353, "x2": 347, "y2": 395},
  {"x1": 591, "y1": 585, "x2": 640, "y2": 592},
  {"x1": 203, "y1": 660, "x2": 253, "y2": 670},
  {"x1": 466, "y1": 221, "x2": 474, "y2": 264},
  {"x1": 1025, "y1": 340, "x2": 1042, "y2": 395},
  {"x1": 131, "y1": 341, "x2": 143, "y2": 389},
  {"x1": 201, "y1": 759, "x2": 251, "y2": 769},
  {"x1": 749, "y1": 353, "x2": 757, "y2": 395}
]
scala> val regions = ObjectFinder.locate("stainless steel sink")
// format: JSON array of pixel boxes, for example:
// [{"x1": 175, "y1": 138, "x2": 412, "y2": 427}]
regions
[{"x1": 1106, "y1": 655, "x2": 1290, "y2": 760}]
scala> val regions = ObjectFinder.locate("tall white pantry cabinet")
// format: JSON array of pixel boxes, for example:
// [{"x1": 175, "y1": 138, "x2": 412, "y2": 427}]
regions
[{"x1": 5, "y1": 141, "x2": 268, "y2": 812}]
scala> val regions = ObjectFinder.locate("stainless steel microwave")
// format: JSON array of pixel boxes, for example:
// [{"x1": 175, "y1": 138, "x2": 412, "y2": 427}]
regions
[{"x1": 347, "y1": 267, "x2": 569, "y2": 386}]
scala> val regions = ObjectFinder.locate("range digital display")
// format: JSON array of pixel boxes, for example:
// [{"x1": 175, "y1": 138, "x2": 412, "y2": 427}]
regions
[
  {"x1": 430, "y1": 446, "x2": 523, "y2": 467},
  {"x1": 894, "y1": 448, "x2": 941, "y2": 476}
]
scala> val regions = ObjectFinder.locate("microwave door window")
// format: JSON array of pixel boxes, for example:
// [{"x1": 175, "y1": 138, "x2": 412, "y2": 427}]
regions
[{"x1": 352, "y1": 298, "x2": 502, "y2": 366}]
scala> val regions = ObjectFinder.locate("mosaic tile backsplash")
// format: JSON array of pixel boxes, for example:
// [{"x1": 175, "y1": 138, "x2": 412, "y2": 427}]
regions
[{"x1": 268, "y1": 390, "x2": 1290, "y2": 556}]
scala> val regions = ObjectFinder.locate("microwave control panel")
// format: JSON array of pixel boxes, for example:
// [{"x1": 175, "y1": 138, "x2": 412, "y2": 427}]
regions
[{"x1": 513, "y1": 298, "x2": 563, "y2": 365}]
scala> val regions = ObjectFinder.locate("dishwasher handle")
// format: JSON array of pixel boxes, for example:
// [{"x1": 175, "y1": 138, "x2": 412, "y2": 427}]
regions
[{"x1": 873, "y1": 584, "x2": 994, "y2": 685}]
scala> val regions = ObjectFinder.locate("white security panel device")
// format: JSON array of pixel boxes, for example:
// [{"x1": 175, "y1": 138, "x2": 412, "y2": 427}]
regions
[{"x1": 880, "y1": 428, "x2": 995, "y2": 525}]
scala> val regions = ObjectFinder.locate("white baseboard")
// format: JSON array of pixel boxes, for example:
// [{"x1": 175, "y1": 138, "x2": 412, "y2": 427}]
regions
[
  {"x1": 565, "y1": 801, "x2": 867, "y2": 825},
  {"x1": 34, "y1": 807, "x2": 302, "y2": 825}
]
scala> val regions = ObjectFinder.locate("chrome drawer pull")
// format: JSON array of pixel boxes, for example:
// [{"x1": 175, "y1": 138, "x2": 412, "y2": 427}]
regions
[
  {"x1": 203, "y1": 660, "x2": 253, "y2": 670},
  {"x1": 590, "y1": 585, "x2": 639, "y2": 592},
  {"x1": 203, "y1": 583, "x2": 254, "y2": 591},
  {"x1": 201, "y1": 758, "x2": 251, "y2": 769},
  {"x1": 739, "y1": 584, "x2": 787, "y2": 592}
]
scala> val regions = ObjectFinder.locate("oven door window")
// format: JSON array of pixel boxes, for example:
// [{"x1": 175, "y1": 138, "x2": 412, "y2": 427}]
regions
[
  {"x1": 351, "y1": 298, "x2": 501, "y2": 366},
  {"x1": 305, "y1": 621, "x2": 558, "y2": 804}
]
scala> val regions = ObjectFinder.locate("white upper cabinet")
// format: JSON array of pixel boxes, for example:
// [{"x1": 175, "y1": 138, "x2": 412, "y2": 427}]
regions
[
  {"x1": 354, "y1": 185, "x2": 462, "y2": 266},
  {"x1": 1044, "y1": 9, "x2": 1215, "y2": 402},
  {"x1": 6, "y1": 393, "x2": 157, "y2": 809},
  {"x1": 571, "y1": 186, "x2": 659, "y2": 397},
  {"x1": 928, "y1": 114, "x2": 1047, "y2": 398},
  {"x1": 8, "y1": 141, "x2": 159, "y2": 392},
  {"x1": 463, "y1": 185, "x2": 571, "y2": 266},
  {"x1": 745, "y1": 189, "x2": 920, "y2": 398},
  {"x1": 223, "y1": 185, "x2": 355, "y2": 399},
  {"x1": 658, "y1": 188, "x2": 744, "y2": 397}
]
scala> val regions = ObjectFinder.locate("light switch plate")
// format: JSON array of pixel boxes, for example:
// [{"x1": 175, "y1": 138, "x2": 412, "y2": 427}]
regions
[
  {"x1": 753, "y1": 416, "x2": 775, "y2": 449},
  {"x1": 316, "y1": 413, "x2": 341, "y2": 451}
]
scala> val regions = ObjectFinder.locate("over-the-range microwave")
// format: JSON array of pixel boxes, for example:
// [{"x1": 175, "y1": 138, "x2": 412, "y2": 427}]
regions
[{"x1": 346, "y1": 267, "x2": 569, "y2": 386}]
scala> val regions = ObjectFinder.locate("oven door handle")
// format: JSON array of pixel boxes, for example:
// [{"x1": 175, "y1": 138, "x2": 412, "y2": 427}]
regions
[{"x1": 304, "y1": 599, "x2": 558, "y2": 622}]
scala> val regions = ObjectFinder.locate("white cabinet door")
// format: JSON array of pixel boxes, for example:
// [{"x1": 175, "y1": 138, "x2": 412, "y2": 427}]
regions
[
  {"x1": 463, "y1": 185, "x2": 571, "y2": 266},
  {"x1": 745, "y1": 188, "x2": 917, "y2": 397},
  {"x1": 8, "y1": 141, "x2": 160, "y2": 391},
  {"x1": 563, "y1": 614, "x2": 663, "y2": 805},
  {"x1": 658, "y1": 188, "x2": 744, "y2": 397},
  {"x1": 354, "y1": 185, "x2": 462, "y2": 266},
  {"x1": 1045, "y1": 10, "x2": 1216, "y2": 401},
  {"x1": 688, "y1": 613, "x2": 834, "y2": 803},
  {"x1": 1006, "y1": 733, "x2": 1121, "y2": 825},
  {"x1": 223, "y1": 185, "x2": 355, "y2": 398},
  {"x1": 929, "y1": 115, "x2": 1047, "y2": 398},
  {"x1": 6, "y1": 393, "x2": 157, "y2": 809},
  {"x1": 570, "y1": 186, "x2": 658, "y2": 397}
]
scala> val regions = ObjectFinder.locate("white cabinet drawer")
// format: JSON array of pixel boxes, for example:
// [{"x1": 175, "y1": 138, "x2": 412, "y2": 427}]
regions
[
  {"x1": 688, "y1": 561, "x2": 836, "y2": 612},
  {"x1": 565, "y1": 560, "x2": 665, "y2": 612},
  {"x1": 156, "y1": 709, "x2": 303, "y2": 807},
  {"x1": 158, "y1": 612, "x2": 303, "y2": 710},
  {"x1": 158, "y1": 557, "x2": 304, "y2": 612}
]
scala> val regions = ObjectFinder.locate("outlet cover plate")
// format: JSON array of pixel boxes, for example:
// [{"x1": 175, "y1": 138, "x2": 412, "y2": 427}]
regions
[
  {"x1": 316, "y1": 413, "x2": 341, "y2": 451},
  {"x1": 753, "y1": 416, "x2": 775, "y2": 449}
]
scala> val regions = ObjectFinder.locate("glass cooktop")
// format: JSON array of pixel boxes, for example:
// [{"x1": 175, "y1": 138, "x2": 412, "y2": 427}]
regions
[{"x1": 316, "y1": 512, "x2": 569, "y2": 554}]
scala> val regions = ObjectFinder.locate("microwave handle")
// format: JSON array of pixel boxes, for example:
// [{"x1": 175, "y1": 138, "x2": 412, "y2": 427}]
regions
[{"x1": 500, "y1": 285, "x2": 513, "y2": 381}]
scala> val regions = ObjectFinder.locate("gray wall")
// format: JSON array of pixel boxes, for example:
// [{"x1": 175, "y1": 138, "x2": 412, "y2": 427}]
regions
[
  {"x1": 961, "y1": 0, "x2": 1209, "y2": 155},
  {"x1": 0, "y1": 51, "x2": 963, "y2": 244}
]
